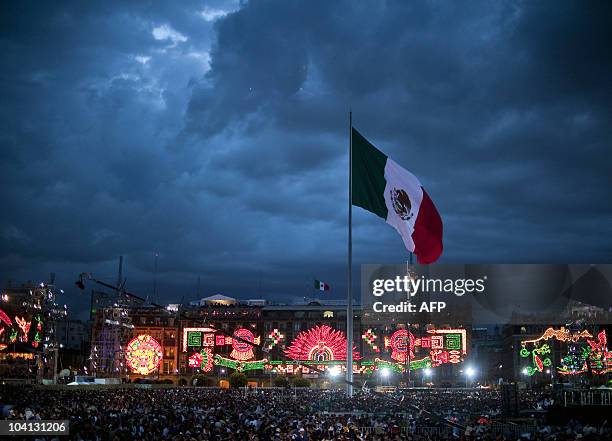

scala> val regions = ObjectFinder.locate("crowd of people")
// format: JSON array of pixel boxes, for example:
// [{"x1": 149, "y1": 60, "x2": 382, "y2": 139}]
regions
[{"x1": 0, "y1": 386, "x2": 610, "y2": 441}]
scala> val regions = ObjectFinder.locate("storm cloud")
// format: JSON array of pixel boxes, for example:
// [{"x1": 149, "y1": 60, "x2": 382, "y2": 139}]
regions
[{"x1": 1, "y1": 0, "x2": 611, "y2": 316}]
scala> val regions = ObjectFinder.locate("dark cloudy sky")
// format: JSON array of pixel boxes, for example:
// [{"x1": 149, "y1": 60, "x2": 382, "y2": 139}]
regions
[{"x1": 1, "y1": 0, "x2": 611, "y2": 318}]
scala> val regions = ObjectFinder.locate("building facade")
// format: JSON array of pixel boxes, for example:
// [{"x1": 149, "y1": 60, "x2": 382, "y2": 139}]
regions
[{"x1": 89, "y1": 295, "x2": 472, "y2": 386}]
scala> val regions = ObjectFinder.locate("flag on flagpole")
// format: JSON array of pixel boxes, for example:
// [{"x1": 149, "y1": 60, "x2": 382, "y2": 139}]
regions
[
  {"x1": 351, "y1": 128, "x2": 443, "y2": 264},
  {"x1": 314, "y1": 280, "x2": 330, "y2": 291}
]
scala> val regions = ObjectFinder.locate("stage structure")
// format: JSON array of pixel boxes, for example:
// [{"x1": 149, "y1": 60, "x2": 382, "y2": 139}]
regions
[
  {"x1": 86, "y1": 257, "x2": 143, "y2": 377},
  {"x1": 89, "y1": 289, "x2": 136, "y2": 376}
]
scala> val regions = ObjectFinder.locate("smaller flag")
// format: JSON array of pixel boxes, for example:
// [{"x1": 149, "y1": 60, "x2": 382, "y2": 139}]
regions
[{"x1": 314, "y1": 280, "x2": 330, "y2": 291}]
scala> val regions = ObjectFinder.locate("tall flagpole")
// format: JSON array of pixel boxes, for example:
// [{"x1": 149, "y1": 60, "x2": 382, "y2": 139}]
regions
[
  {"x1": 347, "y1": 111, "x2": 354, "y2": 397},
  {"x1": 407, "y1": 251, "x2": 413, "y2": 387}
]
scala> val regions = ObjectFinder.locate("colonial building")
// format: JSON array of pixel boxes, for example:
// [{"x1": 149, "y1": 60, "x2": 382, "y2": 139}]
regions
[{"x1": 88, "y1": 294, "x2": 472, "y2": 386}]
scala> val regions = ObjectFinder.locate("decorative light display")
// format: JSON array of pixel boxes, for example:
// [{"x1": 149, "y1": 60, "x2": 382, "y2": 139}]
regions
[
  {"x1": 558, "y1": 345, "x2": 586, "y2": 375},
  {"x1": 586, "y1": 331, "x2": 612, "y2": 375},
  {"x1": 230, "y1": 328, "x2": 260, "y2": 360},
  {"x1": 374, "y1": 357, "x2": 432, "y2": 373},
  {"x1": 188, "y1": 348, "x2": 213, "y2": 372},
  {"x1": 15, "y1": 316, "x2": 31, "y2": 342},
  {"x1": 265, "y1": 361, "x2": 372, "y2": 375},
  {"x1": 381, "y1": 327, "x2": 466, "y2": 367},
  {"x1": 385, "y1": 330, "x2": 415, "y2": 363},
  {"x1": 521, "y1": 327, "x2": 592, "y2": 345},
  {"x1": 0, "y1": 309, "x2": 11, "y2": 350},
  {"x1": 284, "y1": 325, "x2": 360, "y2": 361},
  {"x1": 9, "y1": 328, "x2": 18, "y2": 343},
  {"x1": 34, "y1": 314, "x2": 43, "y2": 331},
  {"x1": 188, "y1": 331, "x2": 202, "y2": 347},
  {"x1": 176, "y1": 326, "x2": 467, "y2": 375},
  {"x1": 0, "y1": 308, "x2": 12, "y2": 327},
  {"x1": 125, "y1": 334, "x2": 163, "y2": 375},
  {"x1": 214, "y1": 354, "x2": 267, "y2": 372},
  {"x1": 30, "y1": 315, "x2": 44, "y2": 348},
  {"x1": 263, "y1": 357, "x2": 432, "y2": 375},
  {"x1": 520, "y1": 343, "x2": 552, "y2": 376},
  {"x1": 557, "y1": 330, "x2": 612, "y2": 376},
  {"x1": 266, "y1": 328, "x2": 284, "y2": 350},
  {"x1": 32, "y1": 332, "x2": 41, "y2": 348},
  {"x1": 427, "y1": 328, "x2": 468, "y2": 354},
  {"x1": 182, "y1": 327, "x2": 216, "y2": 352},
  {"x1": 361, "y1": 329, "x2": 379, "y2": 352},
  {"x1": 520, "y1": 327, "x2": 611, "y2": 377}
]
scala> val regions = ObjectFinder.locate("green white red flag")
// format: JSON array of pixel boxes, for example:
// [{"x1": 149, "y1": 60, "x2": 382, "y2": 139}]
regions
[
  {"x1": 352, "y1": 128, "x2": 443, "y2": 264},
  {"x1": 314, "y1": 279, "x2": 330, "y2": 291}
]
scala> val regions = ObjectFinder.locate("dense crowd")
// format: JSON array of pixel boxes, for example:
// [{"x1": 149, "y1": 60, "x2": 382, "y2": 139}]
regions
[{"x1": 0, "y1": 386, "x2": 610, "y2": 441}]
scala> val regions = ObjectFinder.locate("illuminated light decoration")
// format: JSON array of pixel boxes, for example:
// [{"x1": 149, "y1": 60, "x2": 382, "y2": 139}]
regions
[
  {"x1": 445, "y1": 334, "x2": 461, "y2": 351},
  {"x1": 556, "y1": 336, "x2": 612, "y2": 377},
  {"x1": 0, "y1": 344, "x2": 6, "y2": 351},
  {"x1": 188, "y1": 351, "x2": 203, "y2": 368},
  {"x1": 427, "y1": 328, "x2": 468, "y2": 355},
  {"x1": 202, "y1": 333, "x2": 214, "y2": 346},
  {"x1": 214, "y1": 354, "x2": 267, "y2": 372},
  {"x1": 361, "y1": 329, "x2": 379, "y2": 352},
  {"x1": 9, "y1": 328, "x2": 18, "y2": 343},
  {"x1": 379, "y1": 327, "x2": 467, "y2": 367},
  {"x1": 125, "y1": 334, "x2": 163, "y2": 375},
  {"x1": 386, "y1": 330, "x2": 415, "y2": 363},
  {"x1": 182, "y1": 328, "x2": 216, "y2": 352},
  {"x1": 585, "y1": 331, "x2": 612, "y2": 375},
  {"x1": 263, "y1": 360, "x2": 376, "y2": 375},
  {"x1": 520, "y1": 328, "x2": 611, "y2": 377},
  {"x1": 266, "y1": 329, "x2": 284, "y2": 350},
  {"x1": 32, "y1": 332, "x2": 42, "y2": 348},
  {"x1": 284, "y1": 325, "x2": 361, "y2": 361},
  {"x1": 430, "y1": 350, "x2": 462, "y2": 367},
  {"x1": 0, "y1": 352, "x2": 33, "y2": 360},
  {"x1": 407, "y1": 357, "x2": 431, "y2": 371},
  {"x1": 188, "y1": 348, "x2": 213, "y2": 372},
  {"x1": 521, "y1": 327, "x2": 592, "y2": 345},
  {"x1": 558, "y1": 347, "x2": 586, "y2": 376},
  {"x1": 215, "y1": 335, "x2": 226, "y2": 346},
  {"x1": 519, "y1": 343, "x2": 552, "y2": 376},
  {"x1": 15, "y1": 317, "x2": 31, "y2": 342},
  {"x1": 34, "y1": 314, "x2": 43, "y2": 331},
  {"x1": 588, "y1": 331, "x2": 608, "y2": 353},
  {"x1": 187, "y1": 332, "x2": 202, "y2": 347},
  {"x1": 230, "y1": 328, "x2": 260, "y2": 360},
  {"x1": 0, "y1": 308, "x2": 12, "y2": 327},
  {"x1": 374, "y1": 357, "x2": 431, "y2": 373}
]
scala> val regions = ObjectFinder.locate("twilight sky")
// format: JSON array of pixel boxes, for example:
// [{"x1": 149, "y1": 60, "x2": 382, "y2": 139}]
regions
[{"x1": 1, "y1": 0, "x2": 611, "y2": 318}]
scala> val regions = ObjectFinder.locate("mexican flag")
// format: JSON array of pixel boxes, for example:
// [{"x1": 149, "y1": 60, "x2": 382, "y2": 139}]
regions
[
  {"x1": 352, "y1": 128, "x2": 443, "y2": 264},
  {"x1": 314, "y1": 280, "x2": 330, "y2": 291}
]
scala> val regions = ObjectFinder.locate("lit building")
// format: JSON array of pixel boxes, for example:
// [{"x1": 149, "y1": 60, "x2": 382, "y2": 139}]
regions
[{"x1": 89, "y1": 295, "x2": 472, "y2": 386}]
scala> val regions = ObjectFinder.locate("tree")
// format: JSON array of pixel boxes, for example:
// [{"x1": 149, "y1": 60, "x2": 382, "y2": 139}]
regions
[
  {"x1": 192, "y1": 374, "x2": 209, "y2": 387},
  {"x1": 229, "y1": 371, "x2": 248, "y2": 388},
  {"x1": 273, "y1": 376, "x2": 290, "y2": 388},
  {"x1": 292, "y1": 377, "x2": 311, "y2": 388}
]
